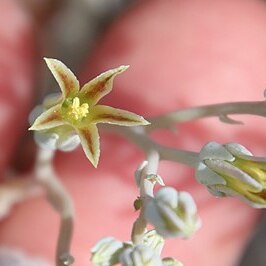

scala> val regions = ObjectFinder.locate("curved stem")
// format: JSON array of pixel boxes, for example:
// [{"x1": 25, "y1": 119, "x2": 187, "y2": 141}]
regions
[
  {"x1": 131, "y1": 149, "x2": 160, "y2": 244},
  {"x1": 104, "y1": 101, "x2": 266, "y2": 167},
  {"x1": 103, "y1": 126, "x2": 199, "y2": 167},
  {"x1": 0, "y1": 177, "x2": 40, "y2": 220},
  {"x1": 147, "y1": 101, "x2": 266, "y2": 131},
  {"x1": 34, "y1": 148, "x2": 74, "y2": 266}
]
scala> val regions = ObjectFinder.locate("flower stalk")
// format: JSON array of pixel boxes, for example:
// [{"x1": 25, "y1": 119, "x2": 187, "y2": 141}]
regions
[
  {"x1": 131, "y1": 149, "x2": 160, "y2": 244},
  {"x1": 24, "y1": 58, "x2": 266, "y2": 265},
  {"x1": 147, "y1": 100, "x2": 266, "y2": 131},
  {"x1": 103, "y1": 125, "x2": 199, "y2": 167},
  {"x1": 34, "y1": 148, "x2": 74, "y2": 266}
]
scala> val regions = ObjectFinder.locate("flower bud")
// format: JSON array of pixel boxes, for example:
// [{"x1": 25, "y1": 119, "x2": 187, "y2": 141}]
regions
[
  {"x1": 119, "y1": 245, "x2": 163, "y2": 266},
  {"x1": 144, "y1": 187, "x2": 201, "y2": 238},
  {"x1": 162, "y1": 257, "x2": 183, "y2": 266},
  {"x1": 91, "y1": 237, "x2": 124, "y2": 266},
  {"x1": 142, "y1": 230, "x2": 164, "y2": 255},
  {"x1": 29, "y1": 102, "x2": 80, "y2": 152},
  {"x1": 33, "y1": 128, "x2": 80, "y2": 152},
  {"x1": 196, "y1": 142, "x2": 266, "y2": 208}
]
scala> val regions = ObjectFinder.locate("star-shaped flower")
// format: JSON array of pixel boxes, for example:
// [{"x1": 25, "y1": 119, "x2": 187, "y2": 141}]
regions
[{"x1": 29, "y1": 58, "x2": 149, "y2": 167}]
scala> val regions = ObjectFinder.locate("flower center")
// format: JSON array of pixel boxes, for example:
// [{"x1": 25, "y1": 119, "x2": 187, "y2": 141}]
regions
[{"x1": 68, "y1": 97, "x2": 89, "y2": 121}]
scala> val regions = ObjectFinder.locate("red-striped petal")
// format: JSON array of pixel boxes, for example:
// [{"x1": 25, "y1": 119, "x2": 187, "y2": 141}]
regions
[
  {"x1": 80, "y1": 65, "x2": 129, "y2": 106},
  {"x1": 44, "y1": 58, "x2": 79, "y2": 98},
  {"x1": 76, "y1": 125, "x2": 100, "y2": 167},
  {"x1": 29, "y1": 104, "x2": 64, "y2": 131},
  {"x1": 90, "y1": 105, "x2": 150, "y2": 126}
]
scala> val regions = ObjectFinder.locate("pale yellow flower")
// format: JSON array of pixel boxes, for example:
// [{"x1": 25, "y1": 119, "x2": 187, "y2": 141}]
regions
[{"x1": 29, "y1": 58, "x2": 149, "y2": 167}]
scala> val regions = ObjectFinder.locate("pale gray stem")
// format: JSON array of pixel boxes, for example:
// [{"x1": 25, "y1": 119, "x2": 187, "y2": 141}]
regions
[
  {"x1": 34, "y1": 148, "x2": 74, "y2": 266},
  {"x1": 103, "y1": 126, "x2": 199, "y2": 167},
  {"x1": 131, "y1": 149, "x2": 160, "y2": 244},
  {"x1": 147, "y1": 101, "x2": 266, "y2": 131},
  {"x1": 103, "y1": 101, "x2": 266, "y2": 166},
  {"x1": 0, "y1": 177, "x2": 40, "y2": 221}
]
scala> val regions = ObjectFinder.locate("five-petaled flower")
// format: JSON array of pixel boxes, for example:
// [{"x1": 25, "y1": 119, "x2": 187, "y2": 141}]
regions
[{"x1": 29, "y1": 58, "x2": 149, "y2": 167}]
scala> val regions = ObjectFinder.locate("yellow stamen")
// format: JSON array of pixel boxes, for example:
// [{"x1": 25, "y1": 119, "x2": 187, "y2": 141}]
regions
[{"x1": 68, "y1": 97, "x2": 89, "y2": 120}]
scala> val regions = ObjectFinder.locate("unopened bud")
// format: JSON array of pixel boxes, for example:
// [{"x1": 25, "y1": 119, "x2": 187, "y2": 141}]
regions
[
  {"x1": 196, "y1": 142, "x2": 266, "y2": 208},
  {"x1": 34, "y1": 129, "x2": 80, "y2": 152},
  {"x1": 91, "y1": 237, "x2": 124, "y2": 266},
  {"x1": 142, "y1": 230, "x2": 164, "y2": 255},
  {"x1": 162, "y1": 257, "x2": 183, "y2": 266},
  {"x1": 144, "y1": 187, "x2": 201, "y2": 238},
  {"x1": 29, "y1": 97, "x2": 80, "y2": 152},
  {"x1": 119, "y1": 245, "x2": 162, "y2": 266}
]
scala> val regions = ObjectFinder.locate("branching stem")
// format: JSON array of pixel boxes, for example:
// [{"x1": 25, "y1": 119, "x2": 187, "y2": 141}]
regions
[
  {"x1": 103, "y1": 126, "x2": 199, "y2": 167},
  {"x1": 147, "y1": 100, "x2": 266, "y2": 131},
  {"x1": 34, "y1": 148, "x2": 74, "y2": 266}
]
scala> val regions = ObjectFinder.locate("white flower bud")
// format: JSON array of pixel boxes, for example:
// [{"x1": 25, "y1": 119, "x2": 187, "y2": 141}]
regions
[
  {"x1": 34, "y1": 130, "x2": 80, "y2": 152},
  {"x1": 56, "y1": 132, "x2": 80, "y2": 152},
  {"x1": 196, "y1": 142, "x2": 266, "y2": 208},
  {"x1": 33, "y1": 131, "x2": 59, "y2": 150},
  {"x1": 91, "y1": 237, "x2": 124, "y2": 266},
  {"x1": 142, "y1": 230, "x2": 164, "y2": 255},
  {"x1": 28, "y1": 105, "x2": 44, "y2": 126},
  {"x1": 119, "y1": 245, "x2": 163, "y2": 266},
  {"x1": 29, "y1": 96, "x2": 80, "y2": 152},
  {"x1": 144, "y1": 187, "x2": 201, "y2": 239},
  {"x1": 43, "y1": 92, "x2": 62, "y2": 108}
]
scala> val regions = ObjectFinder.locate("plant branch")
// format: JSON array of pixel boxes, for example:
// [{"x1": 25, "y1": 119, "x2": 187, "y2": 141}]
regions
[
  {"x1": 34, "y1": 148, "x2": 74, "y2": 266},
  {"x1": 104, "y1": 100, "x2": 266, "y2": 167},
  {"x1": 0, "y1": 177, "x2": 40, "y2": 220},
  {"x1": 103, "y1": 126, "x2": 199, "y2": 167},
  {"x1": 147, "y1": 100, "x2": 266, "y2": 131}
]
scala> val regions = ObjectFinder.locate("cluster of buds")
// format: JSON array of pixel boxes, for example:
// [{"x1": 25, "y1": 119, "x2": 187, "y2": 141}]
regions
[
  {"x1": 196, "y1": 142, "x2": 266, "y2": 208},
  {"x1": 27, "y1": 57, "x2": 266, "y2": 266},
  {"x1": 91, "y1": 171, "x2": 201, "y2": 265},
  {"x1": 91, "y1": 231, "x2": 183, "y2": 266},
  {"x1": 134, "y1": 162, "x2": 201, "y2": 239}
]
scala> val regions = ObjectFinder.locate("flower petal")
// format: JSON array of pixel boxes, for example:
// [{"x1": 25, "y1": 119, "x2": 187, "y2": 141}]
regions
[
  {"x1": 90, "y1": 105, "x2": 150, "y2": 126},
  {"x1": 29, "y1": 105, "x2": 64, "y2": 131},
  {"x1": 80, "y1": 65, "x2": 129, "y2": 105},
  {"x1": 44, "y1": 58, "x2": 79, "y2": 98},
  {"x1": 76, "y1": 125, "x2": 100, "y2": 167},
  {"x1": 200, "y1": 142, "x2": 235, "y2": 161}
]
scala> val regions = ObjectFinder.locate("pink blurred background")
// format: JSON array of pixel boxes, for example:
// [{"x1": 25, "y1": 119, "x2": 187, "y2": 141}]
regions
[{"x1": 0, "y1": 0, "x2": 266, "y2": 265}]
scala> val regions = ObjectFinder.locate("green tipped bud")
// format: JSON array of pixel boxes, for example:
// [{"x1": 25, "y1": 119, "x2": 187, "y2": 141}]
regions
[
  {"x1": 119, "y1": 245, "x2": 163, "y2": 266},
  {"x1": 142, "y1": 230, "x2": 165, "y2": 255},
  {"x1": 162, "y1": 257, "x2": 183, "y2": 266},
  {"x1": 196, "y1": 142, "x2": 266, "y2": 208},
  {"x1": 91, "y1": 237, "x2": 124, "y2": 266}
]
